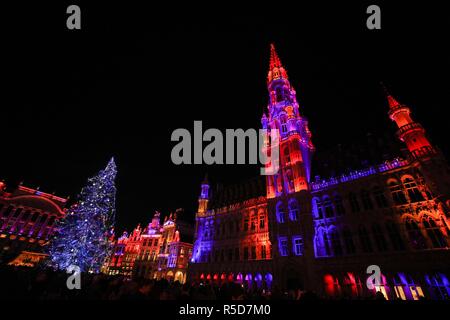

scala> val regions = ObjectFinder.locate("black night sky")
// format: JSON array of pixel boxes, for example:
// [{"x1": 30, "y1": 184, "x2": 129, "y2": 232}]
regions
[{"x1": 2, "y1": 2, "x2": 450, "y2": 232}]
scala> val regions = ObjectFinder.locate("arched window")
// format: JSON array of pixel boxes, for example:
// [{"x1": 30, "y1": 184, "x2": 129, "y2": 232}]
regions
[
  {"x1": 343, "y1": 227, "x2": 356, "y2": 254},
  {"x1": 372, "y1": 223, "x2": 388, "y2": 252},
  {"x1": 288, "y1": 199, "x2": 299, "y2": 221},
  {"x1": 292, "y1": 236, "x2": 304, "y2": 256},
  {"x1": 389, "y1": 180, "x2": 407, "y2": 205},
  {"x1": 423, "y1": 217, "x2": 447, "y2": 248},
  {"x1": 313, "y1": 198, "x2": 324, "y2": 219},
  {"x1": 265, "y1": 273, "x2": 273, "y2": 290},
  {"x1": 358, "y1": 226, "x2": 373, "y2": 253},
  {"x1": 323, "y1": 196, "x2": 334, "y2": 218},
  {"x1": 276, "y1": 202, "x2": 286, "y2": 223},
  {"x1": 405, "y1": 219, "x2": 427, "y2": 250},
  {"x1": 329, "y1": 228, "x2": 343, "y2": 256},
  {"x1": 315, "y1": 228, "x2": 331, "y2": 257},
  {"x1": 348, "y1": 193, "x2": 360, "y2": 213},
  {"x1": 373, "y1": 186, "x2": 388, "y2": 208},
  {"x1": 385, "y1": 222, "x2": 405, "y2": 251},
  {"x1": 334, "y1": 195, "x2": 346, "y2": 216},
  {"x1": 360, "y1": 190, "x2": 374, "y2": 211},
  {"x1": 403, "y1": 178, "x2": 425, "y2": 203}
]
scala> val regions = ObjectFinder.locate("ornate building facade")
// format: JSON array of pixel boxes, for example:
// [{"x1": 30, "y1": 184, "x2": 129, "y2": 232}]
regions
[
  {"x1": 0, "y1": 182, "x2": 67, "y2": 264},
  {"x1": 189, "y1": 45, "x2": 450, "y2": 300},
  {"x1": 105, "y1": 211, "x2": 193, "y2": 283}
]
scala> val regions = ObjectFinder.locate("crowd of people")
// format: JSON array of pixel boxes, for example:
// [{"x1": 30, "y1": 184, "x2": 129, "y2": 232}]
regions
[{"x1": 0, "y1": 266, "x2": 386, "y2": 300}]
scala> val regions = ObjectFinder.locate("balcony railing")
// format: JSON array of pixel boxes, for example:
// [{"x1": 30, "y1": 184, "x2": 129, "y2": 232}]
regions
[
  {"x1": 397, "y1": 122, "x2": 424, "y2": 137},
  {"x1": 311, "y1": 157, "x2": 409, "y2": 191}
]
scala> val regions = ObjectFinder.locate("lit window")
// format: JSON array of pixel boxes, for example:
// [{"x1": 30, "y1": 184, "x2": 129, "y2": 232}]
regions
[
  {"x1": 403, "y1": 178, "x2": 425, "y2": 203},
  {"x1": 423, "y1": 217, "x2": 447, "y2": 248},
  {"x1": 278, "y1": 237, "x2": 289, "y2": 256},
  {"x1": 323, "y1": 196, "x2": 334, "y2": 218},
  {"x1": 259, "y1": 214, "x2": 265, "y2": 229},
  {"x1": 313, "y1": 198, "x2": 324, "y2": 219},
  {"x1": 389, "y1": 181, "x2": 407, "y2": 205},
  {"x1": 276, "y1": 202, "x2": 286, "y2": 223},
  {"x1": 289, "y1": 199, "x2": 299, "y2": 221}
]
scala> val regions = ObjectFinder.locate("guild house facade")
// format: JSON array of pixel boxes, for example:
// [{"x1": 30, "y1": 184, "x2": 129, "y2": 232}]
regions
[
  {"x1": 188, "y1": 44, "x2": 450, "y2": 300},
  {"x1": 104, "y1": 210, "x2": 193, "y2": 283},
  {"x1": 0, "y1": 182, "x2": 67, "y2": 265}
]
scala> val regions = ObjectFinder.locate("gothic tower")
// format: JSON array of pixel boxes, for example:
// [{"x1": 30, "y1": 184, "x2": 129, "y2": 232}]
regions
[
  {"x1": 386, "y1": 88, "x2": 450, "y2": 204},
  {"x1": 191, "y1": 175, "x2": 212, "y2": 263},
  {"x1": 263, "y1": 44, "x2": 314, "y2": 199}
]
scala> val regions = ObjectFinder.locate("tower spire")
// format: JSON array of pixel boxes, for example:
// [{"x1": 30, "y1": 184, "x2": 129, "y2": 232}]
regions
[
  {"x1": 386, "y1": 86, "x2": 435, "y2": 158},
  {"x1": 381, "y1": 82, "x2": 401, "y2": 109},
  {"x1": 270, "y1": 43, "x2": 283, "y2": 69},
  {"x1": 267, "y1": 43, "x2": 288, "y2": 83}
]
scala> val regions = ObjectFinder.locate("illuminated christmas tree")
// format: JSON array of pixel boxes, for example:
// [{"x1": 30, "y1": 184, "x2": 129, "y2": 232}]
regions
[{"x1": 48, "y1": 158, "x2": 117, "y2": 273}]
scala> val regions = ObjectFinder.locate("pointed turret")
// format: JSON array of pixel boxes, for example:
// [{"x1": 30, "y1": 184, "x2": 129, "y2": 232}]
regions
[
  {"x1": 267, "y1": 43, "x2": 288, "y2": 83},
  {"x1": 269, "y1": 43, "x2": 283, "y2": 69},
  {"x1": 384, "y1": 86, "x2": 435, "y2": 158},
  {"x1": 381, "y1": 83, "x2": 401, "y2": 109}
]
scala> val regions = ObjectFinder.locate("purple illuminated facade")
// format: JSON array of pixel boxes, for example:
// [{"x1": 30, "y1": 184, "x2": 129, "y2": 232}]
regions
[
  {"x1": 0, "y1": 182, "x2": 67, "y2": 264},
  {"x1": 189, "y1": 44, "x2": 450, "y2": 300}
]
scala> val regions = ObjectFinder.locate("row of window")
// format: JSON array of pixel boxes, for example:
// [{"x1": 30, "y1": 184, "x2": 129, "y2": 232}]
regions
[
  {"x1": 0, "y1": 204, "x2": 56, "y2": 225},
  {"x1": 312, "y1": 178, "x2": 430, "y2": 220},
  {"x1": 278, "y1": 236, "x2": 304, "y2": 256},
  {"x1": 315, "y1": 218, "x2": 448, "y2": 258},
  {"x1": 323, "y1": 272, "x2": 450, "y2": 300},
  {"x1": 141, "y1": 238, "x2": 159, "y2": 248},
  {"x1": 200, "y1": 212, "x2": 267, "y2": 239},
  {"x1": 276, "y1": 199, "x2": 299, "y2": 223},
  {"x1": 0, "y1": 205, "x2": 56, "y2": 239},
  {"x1": 198, "y1": 245, "x2": 271, "y2": 263}
]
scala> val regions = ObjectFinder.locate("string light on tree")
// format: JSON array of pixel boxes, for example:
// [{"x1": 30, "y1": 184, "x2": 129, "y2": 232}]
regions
[{"x1": 48, "y1": 157, "x2": 117, "y2": 273}]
